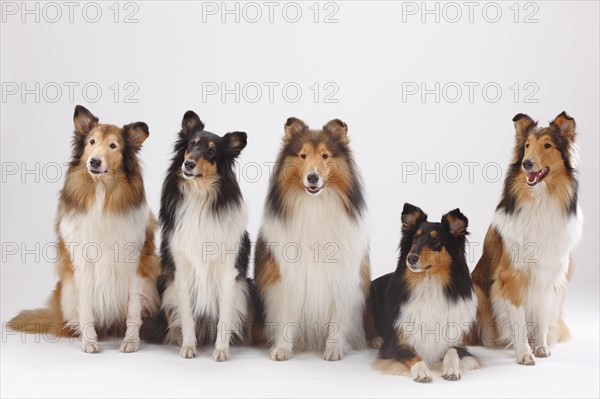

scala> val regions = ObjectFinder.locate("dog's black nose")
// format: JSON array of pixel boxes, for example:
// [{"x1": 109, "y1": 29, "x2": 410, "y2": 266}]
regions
[
  {"x1": 307, "y1": 173, "x2": 319, "y2": 184},
  {"x1": 522, "y1": 159, "x2": 534, "y2": 170},
  {"x1": 90, "y1": 158, "x2": 102, "y2": 168},
  {"x1": 407, "y1": 253, "x2": 419, "y2": 266},
  {"x1": 184, "y1": 160, "x2": 196, "y2": 170}
]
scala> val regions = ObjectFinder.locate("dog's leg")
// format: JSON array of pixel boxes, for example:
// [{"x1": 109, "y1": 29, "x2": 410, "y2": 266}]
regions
[
  {"x1": 445, "y1": 346, "x2": 481, "y2": 380},
  {"x1": 442, "y1": 348, "x2": 461, "y2": 381},
  {"x1": 374, "y1": 344, "x2": 432, "y2": 383},
  {"x1": 496, "y1": 298, "x2": 535, "y2": 365},
  {"x1": 120, "y1": 275, "x2": 142, "y2": 353},
  {"x1": 213, "y1": 269, "x2": 246, "y2": 362},
  {"x1": 77, "y1": 266, "x2": 99, "y2": 353},
  {"x1": 269, "y1": 282, "x2": 296, "y2": 361},
  {"x1": 173, "y1": 256, "x2": 197, "y2": 359}
]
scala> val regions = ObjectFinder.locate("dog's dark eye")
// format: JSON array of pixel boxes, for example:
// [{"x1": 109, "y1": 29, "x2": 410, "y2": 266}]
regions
[
  {"x1": 432, "y1": 237, "x2": 440, "y2": 246},
  {"x1": 110, "y1": 143, "x2": 117, "y2": 149},
  {"x1": 544, "y1": 143, "x2": 552, "y2": 149},
  {"x1": 208, "y1": 148, "x2": 215, "y2": 156},
  {"x1": 525, "y1": 143, "x2": 529, "y2": 148},
  {"x1": 300, "y1": 154, "x2": 306, "y2": 159},
  {"x1": 90, "y1": 139, "x2": 95, "y2": 145},
  {"x1": 322, "y1": 154, "x2": 329, "y2": 159},
  {"x1": 188, "y1": 141, "x2": 195, "y2": 149}
]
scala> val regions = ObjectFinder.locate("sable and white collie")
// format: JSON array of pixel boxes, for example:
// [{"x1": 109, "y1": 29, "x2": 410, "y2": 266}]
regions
[
  {"x1": 254, "y1": 117, "x2": 373, "y2": 361},
  {"x1": 472, "y1": 112, "x2": 583, "y2": 365},
  {"x1": 371, "y1": 204, "x2": 479, "y2": 382},
  {"x1": 8, "y1": 105, "x2": 160, "y2": 353},
  {"x1": 152, "y1": 111, "x2": 250, "y2": 361}
]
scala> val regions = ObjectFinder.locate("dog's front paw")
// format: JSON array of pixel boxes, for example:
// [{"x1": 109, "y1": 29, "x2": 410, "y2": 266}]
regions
[
  {"x1": 517, "y1": 351, "x2": 536, "y2": 365},
  {"x1": 271, "y1": 347, "x2": 292, "y2": 361},
  {"x1": 212, "y1": 348, "x2": 230, "y2": 362},
  {"x1": 180, "y1": 345, "x2": 197, "y2": 359},
  {"x1": 119, "y1": 339, "x2": 139, "y2": 353},
  {"x1": 442, "y1": 366, "x2": 461, "y2": 381},
  {"x1": 369, "y1": 336, "x2": 384, "y2": 350},
  {"x1": 411, "y1": 361, "x2": 432, "y2": 383},
  {"x1": 323, "y1": 346, "x2": 343, "y2": 361},
  {"x1": 533, "y1": 345, "x2": 551, "y2": 358},
  {"x1": 82, "y1": 340, "x2": 100, "y2": 354}
]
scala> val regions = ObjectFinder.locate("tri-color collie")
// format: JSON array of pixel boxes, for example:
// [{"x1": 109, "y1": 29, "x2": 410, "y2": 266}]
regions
[
  {"x1": 8, "y1": 105, "x2": 160, "y2": 353},
  {"x1": 471, "y1": 112, "x2": 583, "y2": 365},
  {"x1": 370, "y1": 204, "x2": 479, "y2": 382},
  {"x1": 149, "y1": 111, "x2": 250, "y2": 361},
  {"x1": 254, "y1": 117, "x2": 373, "y2": 361}
]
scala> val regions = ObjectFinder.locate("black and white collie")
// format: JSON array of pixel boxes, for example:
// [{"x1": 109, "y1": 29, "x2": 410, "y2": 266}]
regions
[
  {"x1": 254, "y1": 117, "x2": 373, "y2": 361},
  {"x1": 9, "y1": 105, "x2": 160, "y2": 353},
  {"x1": 371, "y1": 204, "x2": 479, "y2": 382},
  {"x1": 472, "y1": 112, "x2": 583, "y2": 365},
  {"x1": 153, "y1": 111, "x2": 250, "y2": 361}
]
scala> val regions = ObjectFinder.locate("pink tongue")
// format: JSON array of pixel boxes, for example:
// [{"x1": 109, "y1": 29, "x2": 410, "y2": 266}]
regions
[{"x1": 528, "y1": 172, "x2": 538, "y2": 182}]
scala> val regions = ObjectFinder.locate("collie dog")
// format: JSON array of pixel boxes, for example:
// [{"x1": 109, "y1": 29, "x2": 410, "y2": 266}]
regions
[
  {"x1": 254, "y1": 117, "x2": 372, "y2": 361},
  {"x1": 154, "y1": 111, "x2": 250, "y2": 361},
  {"x1": 471, "y1": 112, "x2": 583, "y2": 365},
  {"x1": 371, "y1": 204, "x2": 479, "y2": 382},
  {"x1": 8, "y1": 105, "x2": 160, "y2": 353}
]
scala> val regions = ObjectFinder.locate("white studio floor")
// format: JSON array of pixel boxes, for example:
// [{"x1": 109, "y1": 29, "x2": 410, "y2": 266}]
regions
[{"x1": 1, "y1": 301, "x2": 598, "y2": 399}]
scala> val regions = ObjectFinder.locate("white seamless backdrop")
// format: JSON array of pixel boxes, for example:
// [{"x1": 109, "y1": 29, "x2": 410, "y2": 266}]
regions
[{"x1": 1, "y1": 1, "x2": 598, "y2": 398}]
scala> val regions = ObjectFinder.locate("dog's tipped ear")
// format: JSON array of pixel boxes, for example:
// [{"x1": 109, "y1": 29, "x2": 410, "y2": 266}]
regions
[
  {"x1": 124, "y1": 122, "x2": 149, "y2": 151},
  {"x1": 442, "y1": 208, "x2": 469, "y2": 238},
  {"x1": 401, "y1": 203, "x2": 427, "y2": 232},
  {"x1": 223, "y1": 131, "x2": 247, "y2": 158},
  {"x1": 512, "y1": 113, "x2": 536, "y2": 141},
  {"x1": 181, "y1": 111, "x2": 204, "y2": 135},
  {"x1": 550, "y1": 111, "x2": 576, "y2": 141},
  {"x1": 284, "y1": 117, "x2": 307, "y2": 140},
  {"x1": 323, "y1": 119, "x2": 348, "y2": 143},
  {"x1": 73, "y1": 105, "x2": 98, "y2": 136}
]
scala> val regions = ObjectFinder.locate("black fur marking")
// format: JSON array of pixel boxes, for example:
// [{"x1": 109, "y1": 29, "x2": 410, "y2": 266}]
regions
[{"x1": 453, "y1": 346, "x2": 474, "y2": 359}]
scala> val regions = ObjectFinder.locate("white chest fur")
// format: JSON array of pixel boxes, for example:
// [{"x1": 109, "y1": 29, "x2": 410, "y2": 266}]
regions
[
  {"x1": 492, "y1": 190, "x2": 583, "y2": 285},
  {"x1": 395, "y1": 277, "x2": 477, "y2": 366},
  {"x1": 169, "y1": 184, "x2": 247, "y2": 318},
  {"x1": 58, "y1": 185, "x2": 149, "y2": 326},
  {"x1": 261, "y1": 190, "x2": 369, "y2": 349}
]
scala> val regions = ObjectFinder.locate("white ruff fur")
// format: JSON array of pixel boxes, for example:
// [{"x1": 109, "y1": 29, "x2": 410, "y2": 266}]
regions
[
  {"x1": 58, "y1": 184, "x2": 158, "y2": 347},
  {"x1": 394, "y1": 276, "x2": 477, "y2": 366},
  {"x1": 161, "y1": 181, "x2": 248, "y2": 354},
  {"x1": 491, "y1": 182, "x2": 583, "y2": 354},
  {"x1": 261, "y1": 189, "x2": 369, "y2": 354}
]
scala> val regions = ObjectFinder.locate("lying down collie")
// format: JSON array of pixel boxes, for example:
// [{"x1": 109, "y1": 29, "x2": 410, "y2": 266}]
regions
[
  {"x1": 8, "y1": 105, "x2": 160, "y2": 353},
  {"x1": 472, "y1": 112, "x2": 583, "y2": 365},
  {"x1": 371, "y1": 204, "x2": 479, "y2": 382},
  {"x1": 254, "y1": 117, "x2": 374, "y2": 361},
  {"x1": 149, "y1": 111, "x2": 251, "y2": 361}
]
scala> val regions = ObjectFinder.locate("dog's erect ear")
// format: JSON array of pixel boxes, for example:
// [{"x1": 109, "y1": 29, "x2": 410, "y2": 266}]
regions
[
  {"x1": 512, "y1": 113, "x2": 536, "y2": 142},
  {"x1": 401, "y1": 203, "x2": 427, "y2": 232},
  {"x1": 284, "y1": 117, "x2": 307, "y2": 140},
  {"x1": 181, "y1": 111, "x2": 204, "y2": 135},
  {"x1": 124, "y1": 122, "x2": 149, "y2": 151},
  {"x1": 223, "y1": 131, "x2": 247, "y2": 159},
  {"x1": 442, "y1": 208, "x2": 469, "y2": 238},
  {"x1": 323, "y1": 119, "x2": 348, "y2": 143},
  {"x1": 550, "y1": 111, "x2": 576, "y2": 141},
  {"x1": 73, "y1": 105, "x2": 98, "y2": 136}
]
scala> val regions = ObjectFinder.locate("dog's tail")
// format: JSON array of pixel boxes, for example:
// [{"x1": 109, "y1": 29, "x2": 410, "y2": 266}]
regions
[
  {"x1": 7, "y1": 283, "x2": 70, "y2": 337},
  {"x1": 140, "y1": 307, "x2": 169, "y2": 344}
]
